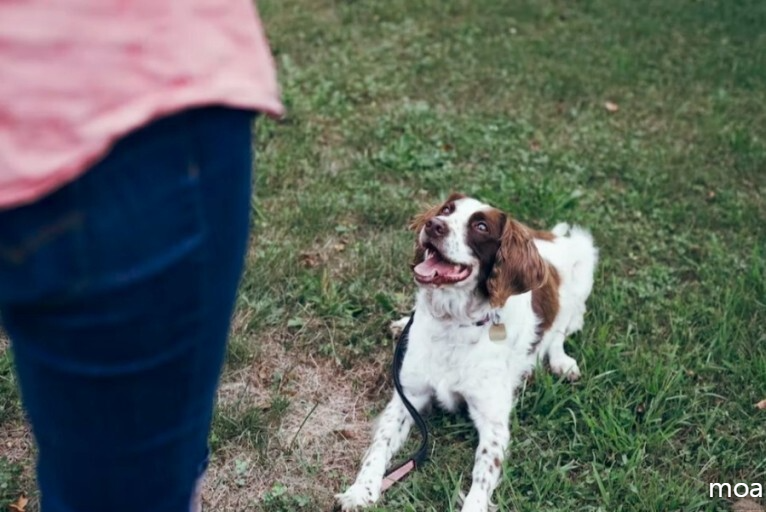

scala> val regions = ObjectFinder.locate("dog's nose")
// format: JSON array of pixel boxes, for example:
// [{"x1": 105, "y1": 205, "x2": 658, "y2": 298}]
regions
[{"x1": 425, "y1": 218, "x2": 448, "y2": 238}]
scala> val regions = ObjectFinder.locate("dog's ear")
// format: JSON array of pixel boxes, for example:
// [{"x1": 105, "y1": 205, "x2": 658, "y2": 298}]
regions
[{"x1": 486, "y1": 218, "x2": 547, "y2": 307}]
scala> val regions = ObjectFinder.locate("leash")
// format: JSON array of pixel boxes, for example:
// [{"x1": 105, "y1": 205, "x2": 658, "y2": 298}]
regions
[
  {"x1": 334, "y1": 312, "x2": 500, "y2": 510},
  {"x1": 380, "y1": 312, "x2": 429, "y2": 492},
  {"x1": 382, "y1": 309, "x2": 502, "y2": 491},
  {"x1": 331, "y1": 314, "x2": 428, "y2": 512}
]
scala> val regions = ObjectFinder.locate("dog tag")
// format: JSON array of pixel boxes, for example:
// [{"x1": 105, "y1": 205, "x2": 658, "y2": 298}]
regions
[{"x1": 488, "y1": 322, "x2": 507, "y2": 341}]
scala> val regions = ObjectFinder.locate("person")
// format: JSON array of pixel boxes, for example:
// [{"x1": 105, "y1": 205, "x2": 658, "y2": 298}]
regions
[{"x1": 0, "y1": 1, "x2": 283, "y2": 511}]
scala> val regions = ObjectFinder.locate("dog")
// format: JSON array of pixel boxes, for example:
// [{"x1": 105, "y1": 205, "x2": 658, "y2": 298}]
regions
[{"x1": 336, "y1": 193, "x2": 598, "y2": 512}]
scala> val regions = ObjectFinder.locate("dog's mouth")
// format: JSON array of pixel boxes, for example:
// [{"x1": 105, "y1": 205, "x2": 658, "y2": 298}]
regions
[{"x1": 413, "y1": 243, "x2": 472, "y2": 285}]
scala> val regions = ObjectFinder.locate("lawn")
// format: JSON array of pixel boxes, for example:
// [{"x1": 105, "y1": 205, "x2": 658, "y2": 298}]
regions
[{"x1": 1, "y1": 0, "x2": 765, "y2": 510}]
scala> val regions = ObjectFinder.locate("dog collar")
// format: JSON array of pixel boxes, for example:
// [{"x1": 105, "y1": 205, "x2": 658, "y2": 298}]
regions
[
  {"x1": 460, "y1": 312, "x2": 507, "y2": 341},
  {"x1": 461, "y1": 311, "x2": 497, "y2": 328},
  {"x1": 474, "y1": 314, "x2": 492, "y2": 327}
]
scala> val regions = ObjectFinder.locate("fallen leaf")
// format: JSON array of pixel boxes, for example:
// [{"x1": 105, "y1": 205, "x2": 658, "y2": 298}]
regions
[
  {"x1": 9, "y1": 494, "x2": 28, "y2": 512},
  {"x1": 604, "y1": 101, "x2": 619, "y2": 113},
  {"x1": 755, "y1": 399, "x2": 766, "y2": 410},
  {"x1": 334, "y1": 428, "x2": 357, "y2": 441},
  {"x1": 299, "y1": 252, "x2": 321, "y2": 268}
]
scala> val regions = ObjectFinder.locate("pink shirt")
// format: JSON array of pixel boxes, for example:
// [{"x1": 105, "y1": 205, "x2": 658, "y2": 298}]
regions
[{"x1": 0, "y1": 0, "x2": 284, "y2": 209}]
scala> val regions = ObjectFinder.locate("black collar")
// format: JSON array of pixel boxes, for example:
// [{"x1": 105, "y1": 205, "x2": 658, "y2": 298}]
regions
[{"x1": 460, "y1": 313, "x2": 492, "y2": 328}]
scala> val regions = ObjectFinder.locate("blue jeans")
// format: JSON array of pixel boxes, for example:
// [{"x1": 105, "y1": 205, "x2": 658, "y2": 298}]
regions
[{"x1": 0, "y1": 107, "x2": 255, "y2": 512}]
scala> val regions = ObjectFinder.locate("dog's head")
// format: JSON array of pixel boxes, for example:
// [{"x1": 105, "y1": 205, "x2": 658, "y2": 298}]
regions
[{"x1": 410, "y1": 194, "x2": 547, "y2": 307}]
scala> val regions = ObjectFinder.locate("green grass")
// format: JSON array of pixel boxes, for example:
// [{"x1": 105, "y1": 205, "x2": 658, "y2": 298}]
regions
[
  {"x1": 0, "y1": 347, "x2": 20, "y2": 426},
  {"x1": 245, "y1": 0, "x2": 765, "y2": 510},
  {"x1": 1, "y1": 0, "x2": 765, "y2": 510},
  {"x1": 0, "y1": 457, "x2": 23, "y2": 510},
  {"x1": 0, "y1": 347, "x2": 25, "y2": 510}
]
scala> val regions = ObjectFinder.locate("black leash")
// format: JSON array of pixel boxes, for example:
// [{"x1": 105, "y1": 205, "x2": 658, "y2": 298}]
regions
[
  {"x1": 380, "y1": 312, "x2": 429, "y2": 492},
  {"x1": 331, "y1": 313, "x2": 429, "y2": 511}
]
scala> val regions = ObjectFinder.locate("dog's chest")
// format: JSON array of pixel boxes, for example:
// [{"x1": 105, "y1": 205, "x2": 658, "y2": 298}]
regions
[
  {"x1": 427, "y1": 329, "x2": 480, "y2": 370},
  {"x1": 405, "y1": 324, "x2": 510, "y2": 410}
]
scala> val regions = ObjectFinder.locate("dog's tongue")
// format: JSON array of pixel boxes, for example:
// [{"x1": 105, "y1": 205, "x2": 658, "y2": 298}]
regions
[{"x1": 414, "y1": 254, "x2": 463, "y2": 281}]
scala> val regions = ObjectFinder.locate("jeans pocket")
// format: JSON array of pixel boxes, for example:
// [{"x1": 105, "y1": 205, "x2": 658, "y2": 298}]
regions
[
  {"x1": 0, "y1": 191, "x2": 87, "y2": 303},
  {"x1": 0, "y1": 111, "x2": 207, "y2": 304},
  {"x1": 62, "y1": 111, "x2": 209, "y2": 296}
]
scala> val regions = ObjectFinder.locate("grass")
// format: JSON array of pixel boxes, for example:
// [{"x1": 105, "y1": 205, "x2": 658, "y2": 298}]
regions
[
  {"x1": 1, "y1": 0, "x2": 765, "y2": 510},
  {"x1": 0, "y1": 341, "x2": 27, "y2": 511}
]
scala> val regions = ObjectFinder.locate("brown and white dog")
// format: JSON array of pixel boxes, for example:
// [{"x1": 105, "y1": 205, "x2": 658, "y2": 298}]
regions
[{"x1": 336, "y1": 194, "x2": 598, "y2": 512}]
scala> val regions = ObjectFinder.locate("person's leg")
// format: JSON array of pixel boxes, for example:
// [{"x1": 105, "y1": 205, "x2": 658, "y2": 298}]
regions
[{"x1": 0, "y1": 107, "x2": 255, "y2": 512}]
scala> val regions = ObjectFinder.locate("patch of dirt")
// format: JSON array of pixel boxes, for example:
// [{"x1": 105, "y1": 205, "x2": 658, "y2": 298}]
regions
[
  {"x1": 1, "y1": 335, "x2": 39, "y2": 511},
  {"x1": 732, "y1": 499, "x2": 764, "y2": 512},
  {"x1": 0, "y1": 335, "x2": 34, "y2": 466},
  {"x1": 0, "y1": 422, "x2": 34, "y2": 465},
  {"x1": 203, "y1": 328, "x2": 391, "y2": 511},
  {"x1": 1, "y1": 321, "x2": 394, "y2": 511}
]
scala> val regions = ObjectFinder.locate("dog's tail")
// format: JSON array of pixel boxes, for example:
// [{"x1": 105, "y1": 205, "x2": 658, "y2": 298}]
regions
[
  {"x1": 565, "y1": 225, "x2": 599, "y2": 299},
  {"x1": 551, "y1": 222, "x2": 571, "y2": 237}
]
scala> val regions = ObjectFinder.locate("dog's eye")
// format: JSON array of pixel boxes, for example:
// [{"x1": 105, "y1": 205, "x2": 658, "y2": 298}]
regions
[
  {"x1": 474, "y1": 221, "x2": 489, "y2": 233},
  {"x1": 441, "y1": 204, "x2": 453, "y2": 215}
]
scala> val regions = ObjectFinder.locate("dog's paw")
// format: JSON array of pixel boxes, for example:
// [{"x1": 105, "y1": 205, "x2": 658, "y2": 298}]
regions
[
  {"x1": 335, "y1": 484, "x2": 379, "y2": 511},
  {"x1": 458, "y1": 490, "x2": 490, "y2": 512},
  {"x1": 389, "y1": 316, "x2": 411, "y2": 338},
  {"x1": 565, "y1": 313, "x2": 585, "y2": 335},
  {"x1": 549, "y1": 354, "x2": 581, "y2": 382}
]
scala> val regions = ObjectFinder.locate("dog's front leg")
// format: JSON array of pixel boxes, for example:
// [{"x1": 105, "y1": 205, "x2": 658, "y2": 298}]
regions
[
  {"x1": 336, "y1": 391, "x2": 429, "y2": 510},
  {"x1": 460, "y1": 398, "x2": 511, "y2": 512}
]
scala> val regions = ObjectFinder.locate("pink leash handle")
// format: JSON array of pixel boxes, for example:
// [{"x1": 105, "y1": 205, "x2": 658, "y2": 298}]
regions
[{"x1": 381, "y1": 460, "x2": 417, "y2": 493}]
